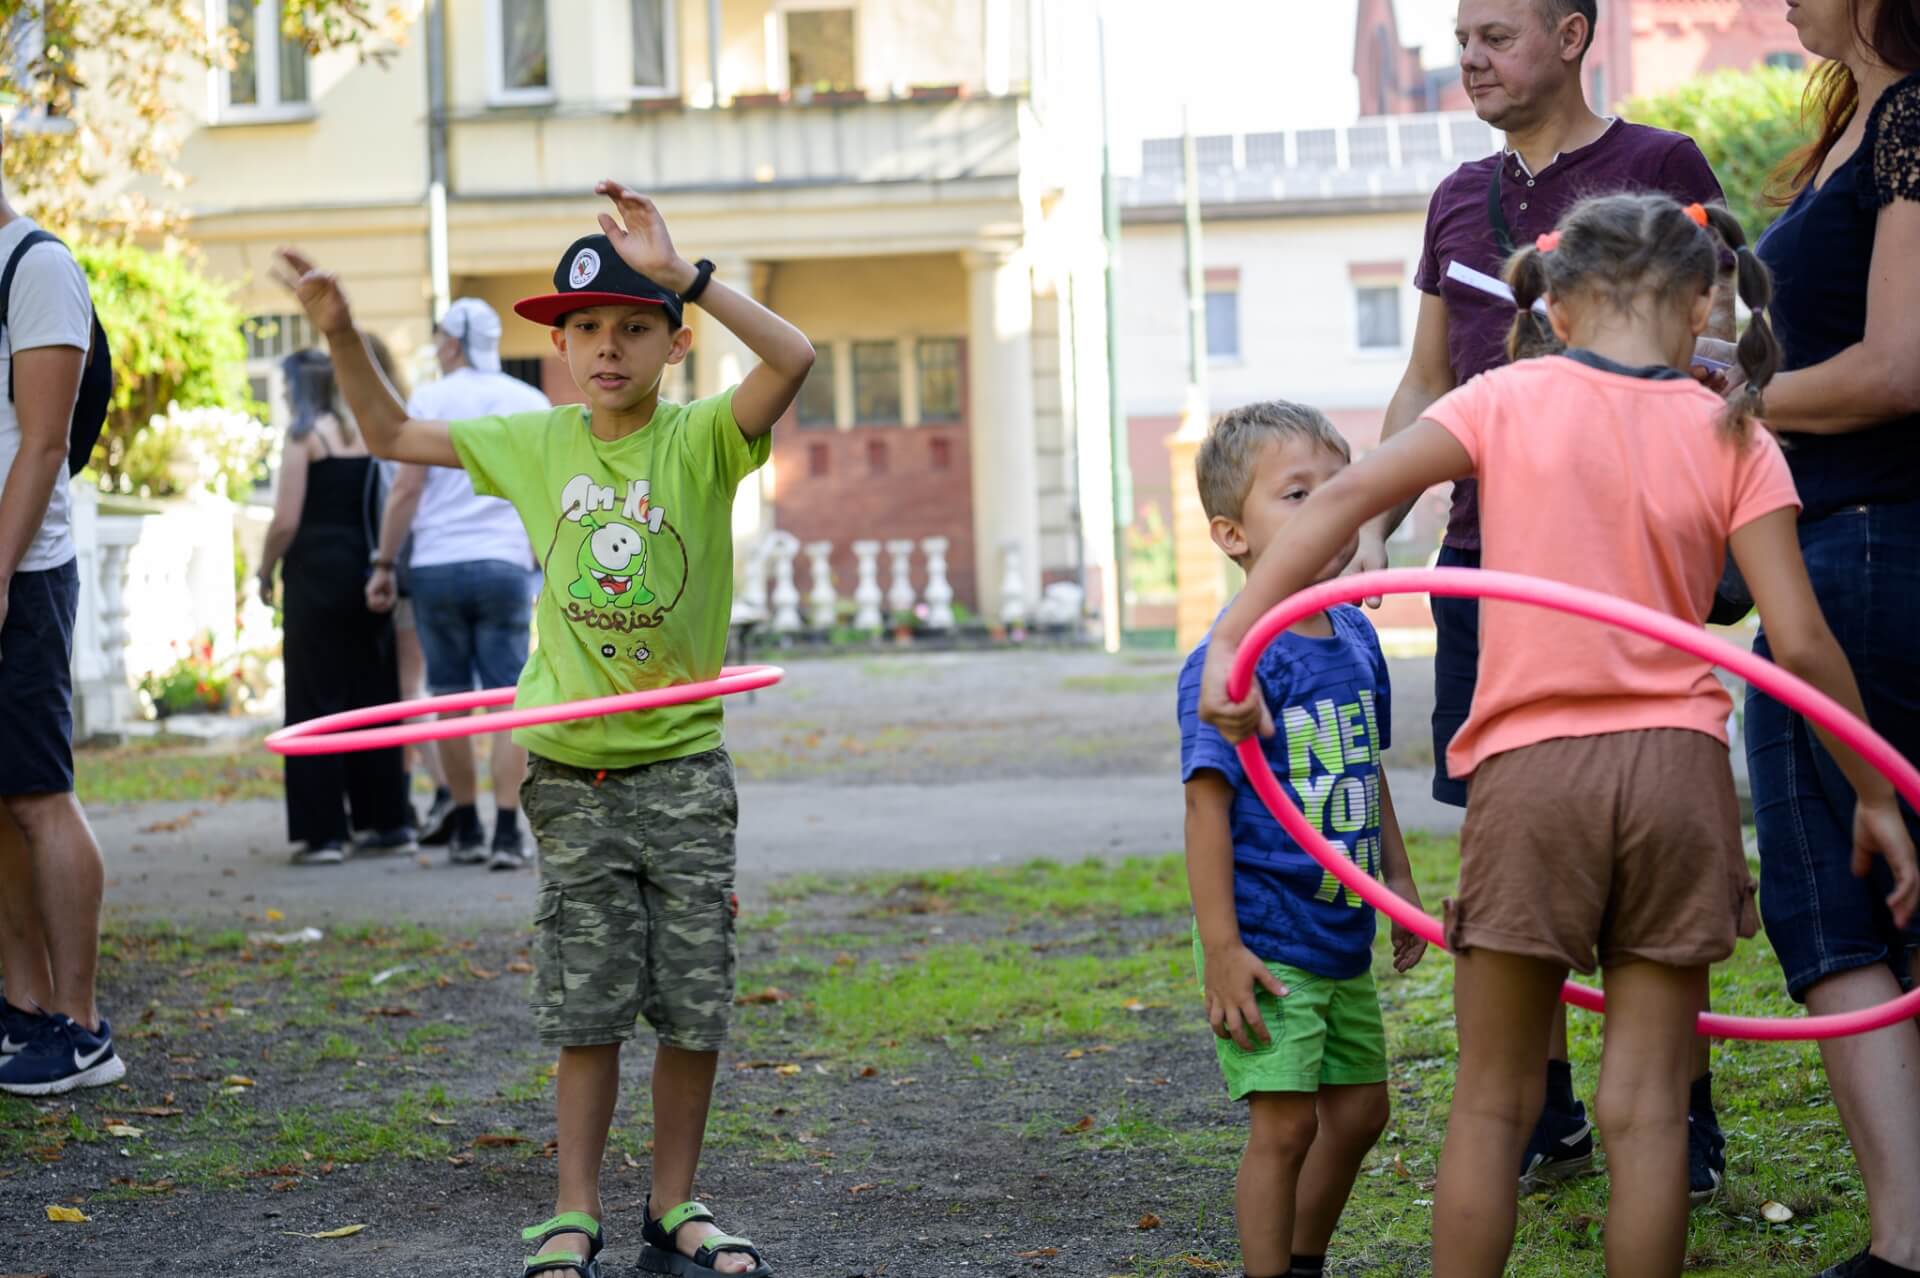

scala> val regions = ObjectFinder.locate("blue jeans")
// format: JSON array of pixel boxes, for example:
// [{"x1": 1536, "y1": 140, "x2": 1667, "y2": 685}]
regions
[
  {"x1": 1747, "y1": 502, "x2": 1920, "y2": 1001},
  {"x1": 409, "y1": 559, "x2": 538, "y2": 695},
  {"x1": 1430, "y1": 543, "x2": 1481, "y2": 808}
]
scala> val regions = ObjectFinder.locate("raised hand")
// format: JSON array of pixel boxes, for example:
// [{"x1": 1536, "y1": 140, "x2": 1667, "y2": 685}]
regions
[
  {"x1": 593, "y1": 180, "x2": 695, "y2": 291},
  {"x1": 271, "y1": 248, "x2": 354, "y2": 337}
]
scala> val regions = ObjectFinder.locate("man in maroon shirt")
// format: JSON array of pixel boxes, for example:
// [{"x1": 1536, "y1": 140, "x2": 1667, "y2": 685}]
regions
[{"x1": 1348, "y1": 0, "x2": 1735, "y2": 1207}]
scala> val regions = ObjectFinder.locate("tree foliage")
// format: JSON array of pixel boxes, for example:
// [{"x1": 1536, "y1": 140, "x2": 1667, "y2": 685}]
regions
[
  {"x1": 75, "y1": 239, "x2": 260, "y2": 493},
  {"x1": 0, "y1": 0, "x2": 414, "y2": 237},
  {"x1": 1625, "y1": 65, "x2": 1815, "y2": 240}
]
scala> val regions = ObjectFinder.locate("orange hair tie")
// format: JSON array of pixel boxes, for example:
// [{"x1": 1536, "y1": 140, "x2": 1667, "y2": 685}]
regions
[
  {"x1": 1684, "y1": 203, "x2": 1709, "y2": 228},
  {"x1": 1535, "y1": 231, "x2": 1562, "y2": 252}
]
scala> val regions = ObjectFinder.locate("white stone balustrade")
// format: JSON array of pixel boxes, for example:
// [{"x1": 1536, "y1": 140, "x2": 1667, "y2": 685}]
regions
[
  {"x1": 804, "y1": 540, "x2": 837, "y2": 630},
  {"x1": 766, "y1": 530, "x2": 803, "y2": 634},
  {"x1": 921, "y1": 536, "x2": 955, "y2": 630},
  {"x1": 884, "y1": 539, "x2": 918, "y2": 620},
  {"x1": 999, "y1": 540, "x2": 1028, "y2": 626},
  {"x1": 851, "y1": 540, "x2": 884, "y2": 631}
]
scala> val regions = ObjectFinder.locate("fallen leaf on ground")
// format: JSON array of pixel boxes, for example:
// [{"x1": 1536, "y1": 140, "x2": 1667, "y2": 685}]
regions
[
  {"x1": 857, "y1": 1066, "x2": 878, "y2": 1078},
  {"x1": 465, "y1": 963, "x2": 497, "y2": 981},
  {"x1": 1761, "y1": 1201, "x2": 1795, "y2": 1224},
  {"x1": 1060, "y1": 1116, "x2": 1093, "y2": 1134},
  {"x1": 445, "y1": 1153, "x2": 474, "y2": 1167},
  {"x1": 370, "y1": 965, "x2": 414, "y2": 986},
  {"x1": 425, "y1": 1113, "x2": 456, "y2": 1127},
  {"x1": 45, "y1": 1205, "x2": 90, "y2": 1223},
  {"x1": 1121, "y1": 999, "x2": 1147, "y2": 1012},
  {"x1": 368, "y1": 1006, "x2": 416, "y2": 1018},
  {"x1": 265, "y1": 908, "x2": 285, "y2": 922},
  {"x1": 775, "y1": 1063, "x2": 802, "y2": 1076},
  {"x1": 103, "y1": 1124, "x2": 143, "y2": 1139},
  {"x1": 734, "y1": 987, "x2": 792, "y2": 1005},
  {"x1": 473, "y1": 1133, "x2": 526, "y2": 1148},
  {"x1": 139, "y1": 811, "x2": 203, "y2": 834},
  {"x1": 1015, "y1": 1248, "x2": 1060, "y2": 1259},
  {"x1": 505, "y1": 960, "x2": 534, "y2": 974},
  {"x1": 222, "y1": 1075, "x2": 255, "y2": 1087},
  {"x1": 282, "y1": 1224, "x2": 366, "y2": 1239},
  {"x1": 848, "y1": 1182, "x2": 878, "y2": 1194},
  {"x1": 1063, "y1": 1049, "x2": 1084, "y2": 1060},
  {"x1": 1136, "y1": 1213, "x2": 1162, "y2": 1230}
]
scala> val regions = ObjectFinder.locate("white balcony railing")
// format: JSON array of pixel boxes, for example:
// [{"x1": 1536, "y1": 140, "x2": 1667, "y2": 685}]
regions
[{"x1": 1120, "y1": 111, "x2": 1501, "y2": 209}]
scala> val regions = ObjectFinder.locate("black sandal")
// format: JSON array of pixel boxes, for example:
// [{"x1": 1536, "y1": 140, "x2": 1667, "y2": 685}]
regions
[
  {"x1": 638, "y1": 1196, "x2": 772, "y2": 1276},
  {"x1": 518, "y1": 1210, "x2": 604, "y2": 1278}
]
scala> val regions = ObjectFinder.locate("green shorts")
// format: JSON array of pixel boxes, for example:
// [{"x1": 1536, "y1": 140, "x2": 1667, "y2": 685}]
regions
[
  {"x1": 1191, "y1": 928, "x2": 1387, "y2": 1100},
  {"x1": 521, "y1": 749, "x2": 740, "y2": 1051}
]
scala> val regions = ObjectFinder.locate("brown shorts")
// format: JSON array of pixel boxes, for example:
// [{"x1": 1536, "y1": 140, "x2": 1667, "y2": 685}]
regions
[{"x1": 1446, "y1": 729, "x2": 1759, "y2": 974}]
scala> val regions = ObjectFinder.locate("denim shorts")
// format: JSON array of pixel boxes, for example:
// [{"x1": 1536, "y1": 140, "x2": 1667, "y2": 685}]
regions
[
  {"x1": 1747, "y1": 502, "x2": 1920, "y2": 1002},
  {"x1": 408, "y1": 559, "x2": 538, "y2": 695},
  {"x1": 1430, "y1": 543, "x2": 1481, "y2": 807},
  {"x1": 0, "y1": 558, "x2": 80, "y2": 796}
]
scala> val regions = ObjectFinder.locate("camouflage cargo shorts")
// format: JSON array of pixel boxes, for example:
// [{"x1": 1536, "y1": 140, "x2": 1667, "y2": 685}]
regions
[{"x1": 520, "y1": 749, "x2": 739, "y2": 1050}]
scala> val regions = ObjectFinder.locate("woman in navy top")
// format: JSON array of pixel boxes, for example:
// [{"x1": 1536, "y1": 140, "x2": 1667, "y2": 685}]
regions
[{"x1": 1742, "y1": 4, "x2": 1920, "y2": 1276}]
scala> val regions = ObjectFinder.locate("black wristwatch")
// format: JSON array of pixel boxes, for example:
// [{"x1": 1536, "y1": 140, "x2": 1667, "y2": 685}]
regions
[{"x1": 682, "y1": 258, "x2": 716, "y2": 305}]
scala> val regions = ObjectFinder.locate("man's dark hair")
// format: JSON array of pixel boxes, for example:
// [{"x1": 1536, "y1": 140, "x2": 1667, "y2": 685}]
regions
[{"x1": 1539, "y1": 0, "x2": 1598, "y2": 57}]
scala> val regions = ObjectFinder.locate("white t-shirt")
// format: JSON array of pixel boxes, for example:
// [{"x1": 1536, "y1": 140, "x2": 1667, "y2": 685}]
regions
[
  {"x1": 0, "y1": 217, "x2": 93, "y2": 573},
  {"x1": 405, "y1": 367, "x2": 551, "y2": 570}
]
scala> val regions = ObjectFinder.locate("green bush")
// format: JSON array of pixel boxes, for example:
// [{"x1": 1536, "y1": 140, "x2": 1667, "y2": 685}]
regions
[
  {"x1": 73, "y1": 241, "x2": 261, "y2": 495},
  {"x1": 1625, "y1": 66, "x2": 1813, "y2": 240}
]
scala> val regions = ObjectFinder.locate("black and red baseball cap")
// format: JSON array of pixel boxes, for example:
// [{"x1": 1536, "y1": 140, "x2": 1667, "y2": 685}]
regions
[{"x1": 513, "y1": 233, "x2": 685, "y2": 329}]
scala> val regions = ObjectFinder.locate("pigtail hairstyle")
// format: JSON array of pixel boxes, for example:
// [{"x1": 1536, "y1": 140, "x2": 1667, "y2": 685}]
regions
[
  {"x1": 1503, "y1": 244, "x2": 1561, "y2": 363},
  {"x1": 1699, "y1": 204, "x2": 1783, "y2": 444}
]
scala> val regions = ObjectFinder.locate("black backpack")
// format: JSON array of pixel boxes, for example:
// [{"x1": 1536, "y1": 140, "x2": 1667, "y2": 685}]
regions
[{"x1": 1, "y1": 229, "x2": 114, "y2": 476}]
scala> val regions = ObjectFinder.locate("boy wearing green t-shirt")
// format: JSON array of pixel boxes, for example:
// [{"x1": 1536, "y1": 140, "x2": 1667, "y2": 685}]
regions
[{"x1": 275, "y1": 180, "x2": 814, "y2": 1278}]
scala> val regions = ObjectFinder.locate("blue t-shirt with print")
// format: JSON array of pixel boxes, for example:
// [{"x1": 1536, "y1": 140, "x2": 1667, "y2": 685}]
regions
[{"x1": 1177, "y1": 604, "x2": 1392, "y2": 980}]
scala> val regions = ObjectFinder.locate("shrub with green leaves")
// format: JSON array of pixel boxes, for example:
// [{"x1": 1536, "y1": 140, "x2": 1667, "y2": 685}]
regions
[
  {"x1": 1625, "y1": 66, "x2": 1813, "y2": 240},
  {"x1": 72, "y1": 240, "x2": 260, "y2": 495}
]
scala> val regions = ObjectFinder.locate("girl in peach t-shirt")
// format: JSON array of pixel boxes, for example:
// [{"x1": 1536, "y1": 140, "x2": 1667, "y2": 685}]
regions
[{"x1": 1197, "y1": 192, "x2": 1918, "y2": 1278}]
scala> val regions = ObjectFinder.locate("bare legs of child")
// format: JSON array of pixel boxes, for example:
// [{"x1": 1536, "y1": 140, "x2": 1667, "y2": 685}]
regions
[
  {"x1": 1238, "y1": 1084, "x2": 1390, "y2": 1278},
  {"x1": 1433, "y1": 950, "x2": 1704, "y2": 1278},
  {"x1": 547, "y1": 1044, "x2": 757, "y2": 1276}
]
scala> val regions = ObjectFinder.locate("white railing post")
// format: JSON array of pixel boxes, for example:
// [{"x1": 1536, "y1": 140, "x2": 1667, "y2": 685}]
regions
[
  {"x1": 804, "y1": 540, "x2": 837, "y2": 631},
  {"x1": 884, "y1": 538, "x2": 918, "y2": 619},
  {"x1": 999, "y1": 539, "x2": 1028, "y2": 627},
  {"x1": 921, "y1": 536, "x2": 955, "y2": 630},
  {"x1": 767, "y1": 530, "x2": 803, "y2": 633},
  {"x1": 851, "y1": 539, "x2": 883, "y2": 631}
]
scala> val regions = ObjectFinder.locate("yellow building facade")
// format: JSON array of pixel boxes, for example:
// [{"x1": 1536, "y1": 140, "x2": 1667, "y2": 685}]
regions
[{"x1": 156, "y1": 0, "x2": 1114, "y2": 622}]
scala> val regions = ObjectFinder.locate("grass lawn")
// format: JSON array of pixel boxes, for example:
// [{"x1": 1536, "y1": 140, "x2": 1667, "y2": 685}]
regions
[{"x1": 4, "y1": 839, "x2": 1870, "y2": 1276}]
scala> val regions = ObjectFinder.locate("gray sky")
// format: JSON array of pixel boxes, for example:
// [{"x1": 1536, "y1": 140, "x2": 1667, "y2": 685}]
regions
[{"x1": 1101, "y1": 0, "x2": 1462, "y2": 160}]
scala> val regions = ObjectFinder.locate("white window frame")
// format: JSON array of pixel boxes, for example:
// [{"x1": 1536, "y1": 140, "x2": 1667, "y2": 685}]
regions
[
  {"x1": 629, "y1": 0, "x2": 679, "y2": 100},
  {"x1": 488, "y1": 0, "x2": 557, "y2": 108},
  {"x1": 1352, "y1": 283, "x2": 1404, "y2": 356},
  {"x1": 208, "y1": 0, "x2": 314, "y2": 124},
  {"x1": 1204, "y1": 287, "x2": 1240, "y2": 364},
  {"x1": 768, "y1": 0, "x2": 859, "y2": 96}
]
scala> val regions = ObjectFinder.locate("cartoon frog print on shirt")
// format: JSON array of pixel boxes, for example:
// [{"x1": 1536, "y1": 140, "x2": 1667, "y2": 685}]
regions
[{"x1": 569, "y1": 512, "x2": 654, "y2": 608}]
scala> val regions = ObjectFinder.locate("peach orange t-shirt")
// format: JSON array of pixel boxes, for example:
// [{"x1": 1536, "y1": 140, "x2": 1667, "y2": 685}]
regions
[{"x1": 1423, "y1": 352, "x2": 1800, "y2": 779}]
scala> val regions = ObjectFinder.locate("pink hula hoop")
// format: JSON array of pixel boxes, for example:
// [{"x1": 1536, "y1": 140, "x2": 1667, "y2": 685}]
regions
[
  {"x1": 265, "y1": 665, "x2": 783, "y2": 757},
  {"x1": 1228, "y1": 568, "x2": 1920, "y2": 1042}
]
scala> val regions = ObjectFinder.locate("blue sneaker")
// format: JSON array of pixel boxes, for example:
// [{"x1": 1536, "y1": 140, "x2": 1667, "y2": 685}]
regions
[
  {"x1": 0, "y1": 1013, "x2": 125, "y2": 1096},
  {"x1": 1519, "y1": 1097, "x2": 1594, "y2": 1186},
  {"x1": 1, "y1": 1000, "x2": 53, "y2": 1056}
]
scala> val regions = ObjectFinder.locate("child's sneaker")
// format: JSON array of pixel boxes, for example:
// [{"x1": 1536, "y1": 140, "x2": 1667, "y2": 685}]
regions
[
  {"x1": 0, "y1": 1014, "x2": 125, "y2": 1096},
  {"x1": 1519, "y1": 1097, "x2": 1593, "y2": 1185},
  {"x1": 1, "y1": 1000, "x2": 53, "y2": 1056},
  {"x1": 418, "y1": 787, "x2": 457, "y2": 846},
  {"x1": 1688, "y1": 1109, "x2": 1727, "y2": 1204}
]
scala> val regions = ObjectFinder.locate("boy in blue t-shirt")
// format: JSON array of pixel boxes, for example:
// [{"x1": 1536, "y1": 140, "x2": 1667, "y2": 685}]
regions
[{"x1": 1177, "y1": 401, "x2": 1427, "y2": 1278}]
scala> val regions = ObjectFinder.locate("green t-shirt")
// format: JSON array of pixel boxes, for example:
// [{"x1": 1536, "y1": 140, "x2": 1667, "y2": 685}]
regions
[{"x1": 449, "y1": 389, "x2": 770, "y2": 769}]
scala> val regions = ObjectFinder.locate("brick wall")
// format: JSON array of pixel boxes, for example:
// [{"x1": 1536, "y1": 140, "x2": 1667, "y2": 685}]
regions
[{"x1": 771, "y1": 420, "x2": 979, "y2": 614}]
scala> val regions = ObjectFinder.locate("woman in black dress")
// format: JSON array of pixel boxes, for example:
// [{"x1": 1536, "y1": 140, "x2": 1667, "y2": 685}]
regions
[
  {"x1": 257, "y1": 349, "x2": 415, "y2": 864},
  {"x1": 1742, "y1": 2, "x2": 1920, "y2": 1274}
]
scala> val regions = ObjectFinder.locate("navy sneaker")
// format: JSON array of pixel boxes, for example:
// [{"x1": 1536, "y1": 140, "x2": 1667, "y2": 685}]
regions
[
  {"x1": 1688, "y1": 1109, "x2": 1727, "y2": 1204},
  {"x1": 1519, "y1": 1097, "x2": 1594, "y2": 1186},
  {"x1": 1, "y1": 1000, "x2": 53, "y2": 1056},
  {"x1": 1817, "y1": 1250, "x2": 1869, "y2": 1278},
  {"x1": 418, "y1": 789, "x2": 457, "y2": 846},
  {"x1": 0, "y1": 1013, "x2": 124, "y2": 1096},
  {"x1": 354, "y1": 826, "x2": 419, "y2": 857}
]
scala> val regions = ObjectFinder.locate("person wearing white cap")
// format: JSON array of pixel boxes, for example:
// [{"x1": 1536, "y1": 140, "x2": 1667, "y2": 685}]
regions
[{"x1": 366, "y1": 298, "x2": 550, "y2": 869}]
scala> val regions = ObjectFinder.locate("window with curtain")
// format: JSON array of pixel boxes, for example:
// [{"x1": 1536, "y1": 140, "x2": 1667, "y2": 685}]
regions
[
  {"x1": 852, "y1": 341, "x2": 902, "y2": 424},
  {"x1": 795, "y1": 345, "x2": 837, "y2": 427},
  {"x1": 915, "y1": 339, "x2": 963, "y2": 424},
  {"x1": 632, "y1": 0, "x2": 671, "y2": 93},
  {"x1": 1356, "y1": 286, "x2": 1402, "y2": 350},
  {"x1": 498, "y1": 0, "x2": 549, "y2": 94},
  {"x1": 223, "y1": 1, "x2": 308, "y2": 110}
]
